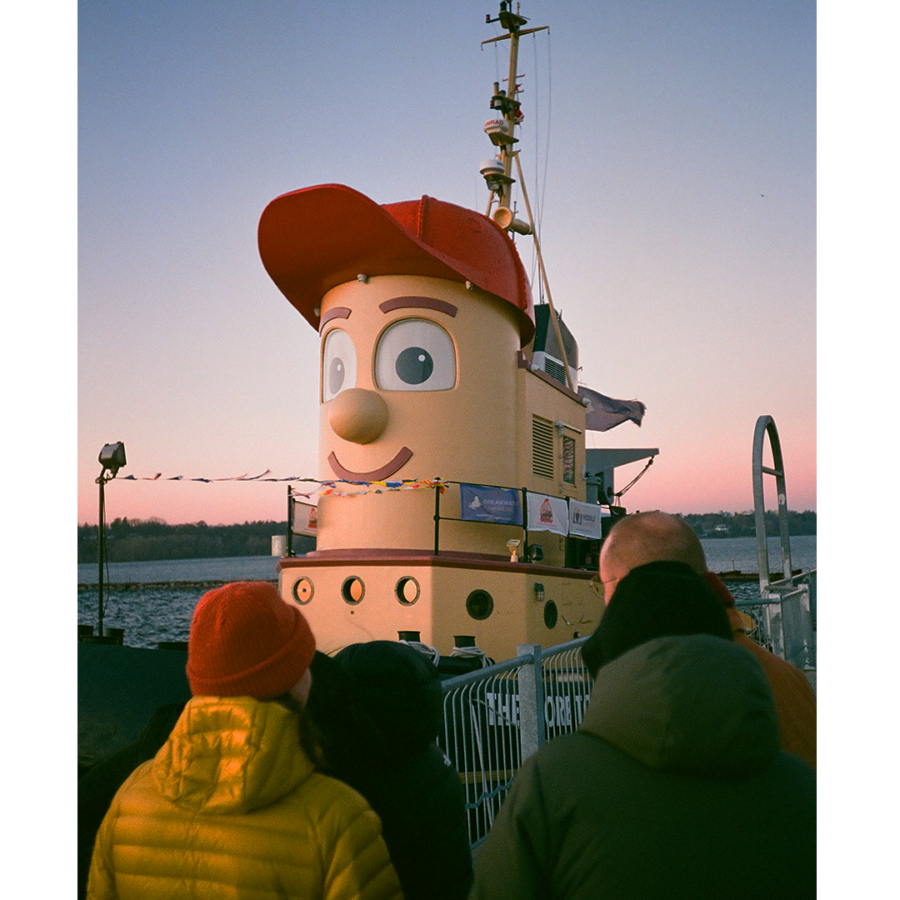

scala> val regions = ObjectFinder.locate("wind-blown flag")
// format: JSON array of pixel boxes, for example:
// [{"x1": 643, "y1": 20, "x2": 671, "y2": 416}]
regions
[{"x1": 577, "y1": 385, "x2": 646, "y2": 432}]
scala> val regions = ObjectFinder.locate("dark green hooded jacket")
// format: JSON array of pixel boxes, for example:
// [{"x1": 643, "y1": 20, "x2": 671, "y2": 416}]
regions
[{"x1": 470, "y1": 634, "x2": 816, "y2": 900}]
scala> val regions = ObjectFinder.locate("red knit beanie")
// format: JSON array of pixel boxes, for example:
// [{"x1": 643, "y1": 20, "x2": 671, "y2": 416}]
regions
[{"x1": 186, "y1": 581, "x2": 316, "y2": 699}]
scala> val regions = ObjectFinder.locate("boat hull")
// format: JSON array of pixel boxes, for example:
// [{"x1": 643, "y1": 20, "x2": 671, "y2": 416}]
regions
[{"x1": 278, "y1": 550, "x2": 601, "y2": 660}]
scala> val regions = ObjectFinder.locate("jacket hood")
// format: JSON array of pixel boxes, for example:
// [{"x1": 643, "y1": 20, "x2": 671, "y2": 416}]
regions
[
  {"x1": 153, "y1": 696, "x2": 313, "y2": 814},
  {"x1": 580, "y1": 634, "x2": 780, "y2": 778}
]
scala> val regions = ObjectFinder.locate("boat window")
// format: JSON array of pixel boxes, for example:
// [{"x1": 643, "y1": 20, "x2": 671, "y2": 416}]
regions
[
  {"x1": 292, "y1": 577, "x2": 314, "y2": 605},
  {"x1": 341, "y1": 576, "x2": 365, "y2": 605},
  {"x1": 544, "y1": 599, "x2": 558, "y2": 629},
  {"x1": 562, "y1": 435, "x2": 576, "y2": 484},
  {"x1": 374, "y1": 318, "x2": 456, "y2": 391},
  {"x1": 396, "y1": 576, "x2": 420, "y2": 605},
  {"x1": 322, "y1": 328, "x2": 358, "y2": 401},
  {"x1": 466, "y1": 589, "x2": 494, "y2": 620}
]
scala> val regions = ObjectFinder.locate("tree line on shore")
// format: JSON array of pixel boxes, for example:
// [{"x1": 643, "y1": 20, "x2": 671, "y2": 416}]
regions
[
  {"x1": 77, "y1": 510, "x2": 815, "y2": 565},
  {"x1": 679, "y1": 510, "x2": 816, "y2": 539},
  {"x1": 77, "y1": 518, "x2": 315, "y2": 564}
]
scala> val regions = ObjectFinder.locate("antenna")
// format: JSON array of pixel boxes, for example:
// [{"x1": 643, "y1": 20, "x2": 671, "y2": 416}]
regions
[{"x1": 479, "y1": 6, "x2": 573, "y2": 389}]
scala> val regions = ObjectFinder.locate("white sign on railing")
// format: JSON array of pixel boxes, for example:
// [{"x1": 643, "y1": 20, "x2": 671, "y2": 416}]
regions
[
  {"x1": 482, "y1": 686, "x2": 590, "y2": 732},
  {"x1": 526, "y1": 494, "x2": 569, "y2": 535},
  {"x1": 291, "y1": 501, "x2": 318, "y2": 537},
  {"x1": 568, "y1": 499, "x2": 604, "y2": 539}
]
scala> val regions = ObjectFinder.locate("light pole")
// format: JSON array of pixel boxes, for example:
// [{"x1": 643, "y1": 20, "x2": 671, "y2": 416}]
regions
[{"x1": 96, "y1": 442, "x2": 126, "y2": 637}]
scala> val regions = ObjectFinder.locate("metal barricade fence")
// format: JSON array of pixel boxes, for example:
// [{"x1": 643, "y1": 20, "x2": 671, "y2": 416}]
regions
[
  {"x1": 439, "y1": 638, "x2": 593, "y2": 848},
  {"x1": 437, "y1": 584, "x2": 816, "y2": 851}
]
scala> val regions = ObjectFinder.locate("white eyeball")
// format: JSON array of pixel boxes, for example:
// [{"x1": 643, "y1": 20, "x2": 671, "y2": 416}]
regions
[
  {"x1": 321, "y1": 329, "x2": 358, "y2": 401},
  {"x1": 375, "y1": 319, "x2": 456, "y2": 392}
]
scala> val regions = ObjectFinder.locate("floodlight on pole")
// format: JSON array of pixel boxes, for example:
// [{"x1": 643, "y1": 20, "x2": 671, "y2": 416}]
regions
[{"x1": 96, "y1": 442, "x2": 126, "y2": 637}]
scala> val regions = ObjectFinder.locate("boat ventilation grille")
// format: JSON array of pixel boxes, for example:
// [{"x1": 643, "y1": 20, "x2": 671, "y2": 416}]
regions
[
  {"x1": 532, "y1": 416, "x2": 555, "y2": 479},
  {"x1": 543, "y1": 357, "x2": 568, "y2": 385}
]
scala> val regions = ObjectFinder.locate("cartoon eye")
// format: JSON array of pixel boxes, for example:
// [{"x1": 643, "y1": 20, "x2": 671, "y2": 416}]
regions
[
  {"x1": 375, "y1": 319, "x2": 456, "y2": 391},
  {"x1": 321, "y1": 329, "x2": 357, "y2": 401}
]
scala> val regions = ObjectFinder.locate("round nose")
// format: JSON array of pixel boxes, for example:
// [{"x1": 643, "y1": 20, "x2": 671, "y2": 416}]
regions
[{"x1": 329, "y1": 388, "x2": 389, "y2": 444}]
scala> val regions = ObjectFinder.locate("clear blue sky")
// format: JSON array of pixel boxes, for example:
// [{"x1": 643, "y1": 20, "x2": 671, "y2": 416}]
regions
[{"x1": 72, "y1": 0, "x2": 818, "y2": 525}]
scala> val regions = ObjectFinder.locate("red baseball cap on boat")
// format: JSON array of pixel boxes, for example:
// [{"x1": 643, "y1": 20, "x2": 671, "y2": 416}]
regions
[{"x1": 257, "y1": 183, "x2": 535, "y2": 344}]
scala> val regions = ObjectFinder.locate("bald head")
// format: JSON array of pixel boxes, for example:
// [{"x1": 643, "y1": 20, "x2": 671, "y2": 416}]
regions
[{"x1": 599, "y1": 512, "x2": 708, "y2": 605}]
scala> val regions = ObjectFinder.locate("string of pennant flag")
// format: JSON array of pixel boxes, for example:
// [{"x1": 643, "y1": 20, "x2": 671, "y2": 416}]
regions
[
  {"x1": 117, "y1": 470, "x2": 447, "y2": 496},
  {"x1": 317, "y1": 479, "x2": 446, "y2": 497}
]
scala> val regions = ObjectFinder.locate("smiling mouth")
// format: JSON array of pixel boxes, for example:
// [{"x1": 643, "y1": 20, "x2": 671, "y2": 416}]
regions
[{"x1": 328, "y1": 448, "x2": 413, "y2": 481}]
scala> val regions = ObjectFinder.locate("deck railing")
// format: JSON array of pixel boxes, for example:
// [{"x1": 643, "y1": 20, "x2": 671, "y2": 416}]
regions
[
  {"x1": 735, "y1": 567, "x2": 817, "y2": 688},
  {"x1": 750, "y1": 415, "x2": 816, "y2": 683}
]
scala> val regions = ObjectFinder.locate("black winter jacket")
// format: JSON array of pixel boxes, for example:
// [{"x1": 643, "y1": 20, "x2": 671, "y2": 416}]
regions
[{"x1": 309, "y1": 643, "x2": 473, "y2": 900}]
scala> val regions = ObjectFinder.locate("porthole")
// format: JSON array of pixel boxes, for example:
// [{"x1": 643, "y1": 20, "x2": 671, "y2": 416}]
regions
[
  {"x1": 396, "y1": 576, "x2": 420, "y2": 605},
  {"x1": 466, "y1": 589, "x2": 494, "y2": 621},
  {"x1": 544, "y1": 599, "x2": 558, "y2": 629},
  {"x1": 292, "y1": 577, "x2": 314, "y2": 605},
  {"x1": 341, "y1": 576, "x2": 365, "y2": 605}
]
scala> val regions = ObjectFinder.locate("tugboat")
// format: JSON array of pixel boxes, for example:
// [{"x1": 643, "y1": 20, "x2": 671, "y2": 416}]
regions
[{"x1": 257, "y1": 2, "x2": 656, "y2": 663}]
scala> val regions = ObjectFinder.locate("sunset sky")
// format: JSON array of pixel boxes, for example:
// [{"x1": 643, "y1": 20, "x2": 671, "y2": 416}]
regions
[
  {"x1": 73, "y1": 0, "x2": 818, "y2": 526},
  {"x1": 13, "y1": 5, "x2": 898, "y2": 882}
]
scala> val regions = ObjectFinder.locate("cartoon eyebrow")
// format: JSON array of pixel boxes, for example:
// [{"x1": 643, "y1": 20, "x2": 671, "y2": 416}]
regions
[
  {"x1": 379, "y1": 297, "x2": 458, "y2": 317},
  {"x1": 319, "y1": 307, "x2": 352, "y2": 330}
]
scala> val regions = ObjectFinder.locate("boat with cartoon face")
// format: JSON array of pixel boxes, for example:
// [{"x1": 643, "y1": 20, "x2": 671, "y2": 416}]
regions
[{"x1": 257, "y1": 3, "x2": 657, "y2": 663}]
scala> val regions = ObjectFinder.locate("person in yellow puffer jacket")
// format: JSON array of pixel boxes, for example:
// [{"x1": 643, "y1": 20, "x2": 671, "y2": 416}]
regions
[{"x1": 87, "y1": 581, "x2": 404, "y2": 900}]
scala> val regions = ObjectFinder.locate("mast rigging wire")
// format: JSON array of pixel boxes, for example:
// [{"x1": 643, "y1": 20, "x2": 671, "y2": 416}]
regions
[{"x1": 615, "y1": 458, "x2": 655, "y2": 500}]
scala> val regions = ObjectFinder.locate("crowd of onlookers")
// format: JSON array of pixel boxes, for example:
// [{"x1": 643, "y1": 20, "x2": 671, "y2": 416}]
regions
[{"x1": 79, "y1": 512, "x2": 816, "y2": 900}]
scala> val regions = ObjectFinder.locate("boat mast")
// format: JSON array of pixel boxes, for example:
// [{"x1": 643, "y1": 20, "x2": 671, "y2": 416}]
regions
[
  {"x1": 481, "y1": 2, "x2": 546, "y2": 214},
  {"x1": 481, "y1": 3, "x2": 575, "y2": 392}
]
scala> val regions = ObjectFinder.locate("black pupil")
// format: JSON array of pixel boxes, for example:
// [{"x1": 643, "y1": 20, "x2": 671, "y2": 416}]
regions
[
  {"x1": 395, "y1": 347, "x2": 433, "y2": 384},
  {"x1": 328, "y1": 358, "x2": 345, "y2": 395}
]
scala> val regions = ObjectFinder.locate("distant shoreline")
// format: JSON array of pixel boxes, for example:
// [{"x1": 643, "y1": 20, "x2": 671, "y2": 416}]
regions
[
  {"x1": 77, "y1": 513, "x2": 815, "y2": 566},
  {"x1": 76, "y1": 568, "x2": 810, "y2": 590}
]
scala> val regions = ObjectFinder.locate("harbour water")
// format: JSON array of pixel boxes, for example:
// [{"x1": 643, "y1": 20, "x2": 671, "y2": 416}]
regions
[
  {"x1": 699, "y1": 535, "x2": 816, "y2": 578},
  {"x1": 77, "y1": 535, "x2": 816, "y2": 650}
]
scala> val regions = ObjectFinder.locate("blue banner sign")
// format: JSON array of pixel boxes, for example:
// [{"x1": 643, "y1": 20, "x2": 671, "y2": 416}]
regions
[{"x1": 459, "y1": 483, "x2": 523, "y2": 525}]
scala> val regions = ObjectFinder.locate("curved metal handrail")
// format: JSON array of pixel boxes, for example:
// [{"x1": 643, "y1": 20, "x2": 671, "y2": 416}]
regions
[{"x1": 752, "y1": 415, "x2": 794, "y2": 592}]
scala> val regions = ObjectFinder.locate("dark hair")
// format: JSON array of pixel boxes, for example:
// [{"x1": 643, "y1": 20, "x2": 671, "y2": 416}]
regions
[
  {"x1": 581, "y1": 560, "x2": 733, "y2": 678},
  {"x1": 273, "y1": 691, "x2": 326, "y2": 767}
]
